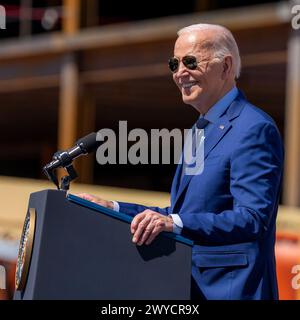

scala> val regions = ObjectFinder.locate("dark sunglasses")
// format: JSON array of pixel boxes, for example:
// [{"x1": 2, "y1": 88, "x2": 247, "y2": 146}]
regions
[{"x1": 168, "y1": 55, "x2": 199, "y2": 73}]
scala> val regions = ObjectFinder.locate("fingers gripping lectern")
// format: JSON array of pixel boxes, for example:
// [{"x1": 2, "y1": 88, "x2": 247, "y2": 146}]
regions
[{"x1": 13, "y1": 190, "x2": 193, "y2": 299}]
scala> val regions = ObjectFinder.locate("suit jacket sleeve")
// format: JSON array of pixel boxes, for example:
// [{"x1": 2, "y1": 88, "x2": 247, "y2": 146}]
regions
[
  {"x1": 178, "y1": 121, "x2": 284, "y2": 244},
  {"x1": 118, "y1": 202, "x2": 171, "y2": 217}
]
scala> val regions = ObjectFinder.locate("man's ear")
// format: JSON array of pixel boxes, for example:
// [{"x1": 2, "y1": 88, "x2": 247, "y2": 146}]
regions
[{"x1": 221, "y1": 56, "x2": 233, "y2": 79}]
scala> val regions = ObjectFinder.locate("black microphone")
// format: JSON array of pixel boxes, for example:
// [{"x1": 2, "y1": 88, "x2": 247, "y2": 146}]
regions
[{"x1": 43, "y1": 132, "x2": 101, "y2": 172}]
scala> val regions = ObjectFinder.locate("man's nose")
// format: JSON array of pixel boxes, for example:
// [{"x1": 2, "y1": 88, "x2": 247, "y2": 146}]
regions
[{"x1": 175, "y1": 62, "x2": 189, "y2": 77}]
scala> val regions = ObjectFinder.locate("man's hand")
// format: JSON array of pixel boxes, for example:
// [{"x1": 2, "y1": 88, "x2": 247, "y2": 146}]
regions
[
  {"x1": 76, "y1": 193, "x2": 114, "y2": 209},
  {"x1": 131, "y1": 209, "x2": 173, "y2": 246}
]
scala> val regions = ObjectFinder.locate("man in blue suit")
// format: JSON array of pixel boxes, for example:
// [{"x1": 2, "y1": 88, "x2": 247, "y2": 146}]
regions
[{"x1": 78, "y1": 24, "x2": 284, "y2": 300}]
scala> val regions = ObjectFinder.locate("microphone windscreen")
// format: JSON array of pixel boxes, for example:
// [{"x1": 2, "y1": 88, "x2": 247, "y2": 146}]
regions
[{"x1": 76, "y1": 132, "x2": 101, "y2": 153}]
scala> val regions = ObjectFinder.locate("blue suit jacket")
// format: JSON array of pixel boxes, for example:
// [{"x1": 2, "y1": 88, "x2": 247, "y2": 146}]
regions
[{"x1": 119, "y1": 91, "x2": 284, "y2": 300}]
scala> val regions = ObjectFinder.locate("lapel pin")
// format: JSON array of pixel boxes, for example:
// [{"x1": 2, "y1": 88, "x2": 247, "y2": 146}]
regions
[{"x1": 219, "y1": 125, "x2": 225, "y2": 130}]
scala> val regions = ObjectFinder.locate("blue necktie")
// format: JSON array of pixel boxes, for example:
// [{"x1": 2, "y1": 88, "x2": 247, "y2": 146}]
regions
[
  {"x1": 196, "y1": 117, "x2": 209, "y2": 129},
  {"x1": 180, "y1": 117, "x2": 209, "y2": 181}
]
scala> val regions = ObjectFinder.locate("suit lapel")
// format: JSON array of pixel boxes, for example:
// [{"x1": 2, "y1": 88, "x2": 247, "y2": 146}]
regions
[
  {"x1": 171, "y1": 92, "x2": 246, "y2": 212},
  {"x1": 172, "y1": 116, "x2": 232, "y2": 210},
  {"x1": 203, "y1": 116, "x2": 231, "y2": 159}
]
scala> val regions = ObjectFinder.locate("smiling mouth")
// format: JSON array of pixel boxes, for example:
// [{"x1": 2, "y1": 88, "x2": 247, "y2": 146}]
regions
[{"x1": 181, "y1": 82, "x2": 198, "y2": 89}]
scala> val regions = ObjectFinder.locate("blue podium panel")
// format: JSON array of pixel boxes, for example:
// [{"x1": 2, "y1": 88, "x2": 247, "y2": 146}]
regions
[{"x1": 14, "y1": 190, "x2": 192, "y2": 300}]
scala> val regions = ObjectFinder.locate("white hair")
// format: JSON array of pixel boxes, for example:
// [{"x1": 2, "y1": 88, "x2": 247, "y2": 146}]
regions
[{"x1": 177, "y1": 24, "x2": 241, "y2": 79}]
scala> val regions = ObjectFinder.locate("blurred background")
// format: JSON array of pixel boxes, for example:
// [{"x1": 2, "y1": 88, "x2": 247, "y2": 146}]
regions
[{"x1": 0, "y1": 0, "x2": 300, "y2": 300}]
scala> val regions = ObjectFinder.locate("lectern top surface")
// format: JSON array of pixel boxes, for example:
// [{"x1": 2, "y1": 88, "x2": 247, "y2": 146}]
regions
[{"x1": 68, "y1": 193, "x2": 193, "y2": 247}]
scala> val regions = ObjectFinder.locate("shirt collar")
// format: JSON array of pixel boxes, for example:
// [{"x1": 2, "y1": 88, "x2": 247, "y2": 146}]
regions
[{"x1": 202, "y1": 86, "x2": 239, "y2": 124}]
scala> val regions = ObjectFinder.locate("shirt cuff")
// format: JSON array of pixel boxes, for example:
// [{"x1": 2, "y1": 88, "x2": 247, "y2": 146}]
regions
[
  {"x1": 111, "y1": 201, "x2": 120, "y2": 212},
  {"x1": 169, "y1": 214, "x2": 183, "y2": 234}
]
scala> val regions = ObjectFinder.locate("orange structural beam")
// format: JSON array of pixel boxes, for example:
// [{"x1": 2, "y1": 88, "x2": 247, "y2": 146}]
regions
[{"x1": 276, "y1": 232, "x2": 300, "y2": 300}]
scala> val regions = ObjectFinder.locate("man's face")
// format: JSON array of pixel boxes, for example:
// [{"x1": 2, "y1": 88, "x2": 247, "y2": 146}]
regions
[{"x1": 172, "y1": 32, "x2": 226, "y2": 113}]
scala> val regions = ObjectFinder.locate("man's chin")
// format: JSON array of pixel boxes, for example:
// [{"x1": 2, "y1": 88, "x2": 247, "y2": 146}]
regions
[
  {"x1": 181, "y1": 95, "x2": 203, "y2": 112},
  {"x1": 182, "y1": 94, "x2": 196, "y2": 105}
]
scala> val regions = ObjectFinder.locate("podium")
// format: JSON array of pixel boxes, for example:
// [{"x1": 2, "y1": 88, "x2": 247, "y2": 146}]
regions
[{"x1": 14, "y1": 190, "x2": 193, "y2": 299}]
